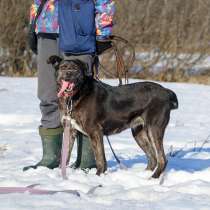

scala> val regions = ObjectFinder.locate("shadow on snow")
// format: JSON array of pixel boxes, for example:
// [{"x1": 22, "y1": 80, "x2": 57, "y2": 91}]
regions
[{"x1": 107, "y1": 148, "x2": 210, "y2": 173}]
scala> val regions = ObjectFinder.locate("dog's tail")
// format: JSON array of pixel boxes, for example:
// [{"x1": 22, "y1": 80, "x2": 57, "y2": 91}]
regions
[{"x1": 167, "y1": 89, "x2": 178, "y2": 110}]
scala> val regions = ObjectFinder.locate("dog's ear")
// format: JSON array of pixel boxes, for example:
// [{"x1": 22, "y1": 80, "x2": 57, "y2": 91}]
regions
[{"x1": 47, "y1": 55, "x2": 63, "y2": 71}]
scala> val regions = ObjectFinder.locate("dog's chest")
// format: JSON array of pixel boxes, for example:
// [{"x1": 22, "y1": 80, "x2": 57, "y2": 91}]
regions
[{"x1": 62, "y1": 115, "x2": 88, "y2": 136}]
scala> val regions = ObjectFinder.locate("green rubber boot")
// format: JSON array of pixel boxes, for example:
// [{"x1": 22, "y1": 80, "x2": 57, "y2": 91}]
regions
[
  {"x1": 72, "y1": 132, "x2": 96, "y2": 169},
  {"x1": 23, "y1": 126, "x2": 63, "y2": 171}
]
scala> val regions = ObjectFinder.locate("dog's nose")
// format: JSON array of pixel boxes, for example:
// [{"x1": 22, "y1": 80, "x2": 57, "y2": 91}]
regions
[{"x1": 65, "y1": 72, "x2": 74, "y2": 80}]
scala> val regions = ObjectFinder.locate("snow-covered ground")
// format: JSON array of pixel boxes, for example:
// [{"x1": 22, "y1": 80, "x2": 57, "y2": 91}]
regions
[{"x1": 0, "y1": 77, "x2": 210, "y2": 210}]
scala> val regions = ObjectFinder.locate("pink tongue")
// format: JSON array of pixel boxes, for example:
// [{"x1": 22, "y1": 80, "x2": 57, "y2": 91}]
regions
[{"x1": 57, "y1": 80, "x2": 74, "y2": 98}]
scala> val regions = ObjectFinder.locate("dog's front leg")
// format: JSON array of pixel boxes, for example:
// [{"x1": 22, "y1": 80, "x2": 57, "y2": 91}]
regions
[{"x1": 89, "y1": 131, "x2": 107, "y2": 176}]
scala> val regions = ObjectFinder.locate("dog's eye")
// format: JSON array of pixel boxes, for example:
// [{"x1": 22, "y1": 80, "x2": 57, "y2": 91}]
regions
[{"x1": 60, "y1": 65, "x2": 68, "y2": 70}]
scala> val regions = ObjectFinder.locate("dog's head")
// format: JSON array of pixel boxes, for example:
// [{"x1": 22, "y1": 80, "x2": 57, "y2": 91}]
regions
[{"x1": 47, "y1": 55, "x2": 89, "y2": 98}]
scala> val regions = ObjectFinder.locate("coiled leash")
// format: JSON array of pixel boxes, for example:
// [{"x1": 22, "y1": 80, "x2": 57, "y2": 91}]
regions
[{"x1": 94, "y1": 35, "x2": 136, "y2": 86}]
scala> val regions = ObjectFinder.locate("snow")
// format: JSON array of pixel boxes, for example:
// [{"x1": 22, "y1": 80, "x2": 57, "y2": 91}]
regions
[{"x1": 0, "y1": 77, "x2": 210, "y2": 210}]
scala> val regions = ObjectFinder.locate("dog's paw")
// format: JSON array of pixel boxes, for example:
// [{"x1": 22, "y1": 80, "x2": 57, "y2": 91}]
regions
[
  {"x1": 96, "y1": 169, "x2": 102, "y2": 176},
  {"x1": 96, "y1": 165, "x2": 107, "y2": 176}
]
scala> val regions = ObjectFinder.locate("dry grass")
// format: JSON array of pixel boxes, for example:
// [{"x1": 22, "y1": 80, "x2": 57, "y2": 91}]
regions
[
  {"x1": 154, "y1": 72, "x2": 210, "y2": 85},
  {"x1": 1, "y1": 0, "x2": 210, "y2": 83}
]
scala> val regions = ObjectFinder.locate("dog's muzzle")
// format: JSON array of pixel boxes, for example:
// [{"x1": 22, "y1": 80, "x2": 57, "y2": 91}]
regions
[{"x1": 57, "y1": 80, "x2": 75, "y2": 98}]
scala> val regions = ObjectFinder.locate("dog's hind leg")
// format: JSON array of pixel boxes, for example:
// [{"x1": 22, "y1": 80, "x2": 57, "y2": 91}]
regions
[
  {"x1": 131, "y1": 126, "x2": 157, "y2": 171},
  {"x1": 89, "y1": 131, "x2": 107, "y2": 176},
  {"x1": 148, "y1": 125, "x2": 167, "y2": 178}
]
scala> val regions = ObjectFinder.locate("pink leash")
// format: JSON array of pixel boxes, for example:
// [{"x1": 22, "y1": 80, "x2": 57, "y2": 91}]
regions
[
  {"x1": 0, "y1": 119, "x2": 78, "y2": 195},
  {"x1": 0, "y1": 184, "x2": 80, "y2": 196},
  {"x1": 60, "y1": 118, "x2": 71, "y2": 179},
  {"x1": 0, "y1": 95, "x2": 78, "y2": 195}
]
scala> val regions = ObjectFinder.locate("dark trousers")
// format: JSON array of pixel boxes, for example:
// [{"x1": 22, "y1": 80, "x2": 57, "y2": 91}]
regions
[{"x1": 37, "y1": 37, "x2": 61, "y2": 128}]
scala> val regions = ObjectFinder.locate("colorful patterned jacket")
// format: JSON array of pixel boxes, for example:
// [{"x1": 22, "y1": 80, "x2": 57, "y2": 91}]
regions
[{"x1": 30, "y1": 0, "x2": 115, "y2": 39}]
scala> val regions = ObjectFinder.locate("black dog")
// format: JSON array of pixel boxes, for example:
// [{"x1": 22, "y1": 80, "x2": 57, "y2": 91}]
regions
[{"x1": 48, "y1": 55, "x2": 178, "y2": 178}]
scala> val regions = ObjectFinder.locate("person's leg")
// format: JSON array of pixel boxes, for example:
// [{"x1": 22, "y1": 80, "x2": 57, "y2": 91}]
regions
[
  {"x1": 23, "y1": 126, "x2": 63, "y2": 171},
  {"x1": 38, "y1": 37, "x2": 61, "y2": 129},
  {"x1": 23, "y1": 37, "x2": 63, "y2": 171},
  {"x1": 72, "y1": 132, "x2": 96, "y2": 169},
  {"x1": 24, "y1": 39, "x2": 96, "y2": 171}
]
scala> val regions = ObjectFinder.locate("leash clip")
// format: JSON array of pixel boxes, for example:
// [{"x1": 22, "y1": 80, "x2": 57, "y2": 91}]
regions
[
  {"x1": 61, "y1": 98, "x2": 73, "y2": 125},
  {"x1": 67, "y1": 98, "x2": 73, "y2": 116}
]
